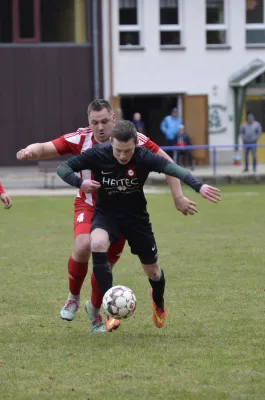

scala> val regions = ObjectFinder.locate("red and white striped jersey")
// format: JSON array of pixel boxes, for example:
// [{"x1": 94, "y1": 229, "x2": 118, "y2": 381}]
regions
[
  {"x1": 0, "y1": 182, "x2": 5, "y2": 194},
  {"x1": 52, "y1": 126, "x2": 160, "y2": 206}
]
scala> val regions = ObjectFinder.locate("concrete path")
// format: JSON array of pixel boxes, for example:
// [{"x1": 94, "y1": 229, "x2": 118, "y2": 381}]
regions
[
  {"x1": 1, "y1": 164, "x2": 265, "y2": 190},
  {"x1": 5, "y1": 187, "x2": 170, "y2": 197}
]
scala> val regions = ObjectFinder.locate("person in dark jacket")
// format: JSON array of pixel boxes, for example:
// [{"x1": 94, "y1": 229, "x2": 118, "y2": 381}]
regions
[
  {"x1": 132, "y1": 112, "x2": 146, "y2": 134},
  {"x1": 176, "y1": 125, "x2": 194, "y2": 170}
]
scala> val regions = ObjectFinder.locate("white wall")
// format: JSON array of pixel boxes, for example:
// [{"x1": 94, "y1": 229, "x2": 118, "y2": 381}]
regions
[{"x1": 102, "y1": 0, "x2": 265, "y2": 146}]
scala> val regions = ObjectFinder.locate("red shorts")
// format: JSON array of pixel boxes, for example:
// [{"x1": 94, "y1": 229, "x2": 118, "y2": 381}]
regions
[{"x1": 74, "y1": 198, "x2": 125, "y2": 264}]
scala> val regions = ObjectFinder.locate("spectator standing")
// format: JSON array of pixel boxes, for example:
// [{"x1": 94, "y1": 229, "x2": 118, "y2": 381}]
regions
[
  {"x1": 176, "y1": 125, "x2": 194, "y2": 170},
  {"x1": 160, "y1": 108, "x2": 182, "y2": 158},
  {"x1": 240, "y1": 113, "x2": 262, "y2": 172},
  {"x1": 132, "y1": 112, "x2": 145, "y2": 134}
]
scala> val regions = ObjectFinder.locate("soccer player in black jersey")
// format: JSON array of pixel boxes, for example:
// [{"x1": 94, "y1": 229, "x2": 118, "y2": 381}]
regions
[{"x1": 57, "y1": 120, "x2": 221, "y2": 328}]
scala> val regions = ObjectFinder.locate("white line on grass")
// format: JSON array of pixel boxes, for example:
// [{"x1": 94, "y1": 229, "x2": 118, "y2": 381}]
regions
[
  {"x1": 4, "y1": 188, "x2": 263, "y2": 197},
  {"x1": 6, "y1": 187, "x2": 170, "y2": 196}
]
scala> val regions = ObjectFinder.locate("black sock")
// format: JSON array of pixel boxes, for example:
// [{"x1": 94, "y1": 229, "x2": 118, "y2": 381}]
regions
[
  {"x1": 92, "y1": 252, "x2": 113, "y2": 296},
  {"x1": 149, "y1": 269, "x2": 165, "y2": 309}
]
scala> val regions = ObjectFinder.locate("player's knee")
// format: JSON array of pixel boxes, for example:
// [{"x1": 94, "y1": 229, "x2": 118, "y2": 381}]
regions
[
  {"x1": 91, "y1": 238, "x2": 109, "y2": 253},
  {"x1": 150, "y1": 269, "x2": 161, "y2": 281},
  {"x1": 142, "y1": 263, "x2": 161, "y2": 281},
  {"x1": 74, "y1": 234, "x2": 91, "y2": 259},
  {"x1": 148, "y1": 270, "x2": 161, "y2": 281}
]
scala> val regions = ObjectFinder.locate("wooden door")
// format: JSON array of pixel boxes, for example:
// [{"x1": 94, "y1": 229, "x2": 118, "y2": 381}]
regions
[
  {"x1": 182, "y1": 95, "x2": 208, "y2": 165},
  {"x1": 110, "y1": 96, "x2": 123, "y2": 120}
]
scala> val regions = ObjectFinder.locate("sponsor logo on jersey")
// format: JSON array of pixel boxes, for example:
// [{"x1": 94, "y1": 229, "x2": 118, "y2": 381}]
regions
[
  {"x1": 102, "y1": 176, "x2": 140, "y2": 195},
  {"x1": 126, "y1": 166, "x2": 136, "y2": 178}
]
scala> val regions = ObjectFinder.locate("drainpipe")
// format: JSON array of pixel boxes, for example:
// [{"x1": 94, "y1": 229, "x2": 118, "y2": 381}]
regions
[
  {"x1": 234, "y1": 86, "x2": 247, "y2": 148},
  {"x1": 108, "y1": 0, "x2": 113, "y2": 99},
  {"x1": 234, "y1": 87, "x2": 239, "y2": 149},
  {"x1": 92, "y1": 0, "x2": 100, "y2": 98}
]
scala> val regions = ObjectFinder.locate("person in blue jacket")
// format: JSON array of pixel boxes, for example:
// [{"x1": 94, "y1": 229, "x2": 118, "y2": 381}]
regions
[{"x1": 160, "y1": 108, "x2": 182, "y2": 158}]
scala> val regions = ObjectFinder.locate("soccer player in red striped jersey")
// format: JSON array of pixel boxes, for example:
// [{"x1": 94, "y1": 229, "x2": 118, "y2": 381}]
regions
[
  {"x1": 17, "y1": 99, "x2": 198, "y2": 332},
  {"x1": 0, "y1": 183, "x2": 12, "y2": 209}
]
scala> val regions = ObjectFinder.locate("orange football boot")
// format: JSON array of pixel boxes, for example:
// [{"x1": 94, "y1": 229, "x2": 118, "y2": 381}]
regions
[
  {"x1": 150, "y1": 288, "x2": 166, "y2": 328},
  {"x1": 106, "y1": 316, "x2": 121, "y2": 332}
]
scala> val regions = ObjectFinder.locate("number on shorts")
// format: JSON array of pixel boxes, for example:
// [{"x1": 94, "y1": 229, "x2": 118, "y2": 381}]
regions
[{"x1": 76, "y1": 212, "x2": 84, "y2": 223}]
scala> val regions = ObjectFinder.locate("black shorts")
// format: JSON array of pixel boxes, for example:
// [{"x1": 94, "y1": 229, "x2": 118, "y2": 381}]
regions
[{"x1": 91, "y1": 211, "x2": 158, "y2": 265}]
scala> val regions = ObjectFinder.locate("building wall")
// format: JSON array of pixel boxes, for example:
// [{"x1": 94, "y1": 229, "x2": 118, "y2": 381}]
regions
[
  {"x1": 0, "y1": 0, "x2": 104, "y2": 166},
  {"x1": 0, "y1": 46, "x2": 94, "y2": 166},
  {"x1": 102, "y1": 0, "x2": 265, "y2": 148}
]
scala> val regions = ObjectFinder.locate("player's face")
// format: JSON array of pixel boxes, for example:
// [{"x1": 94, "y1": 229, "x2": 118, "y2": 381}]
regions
[
  {"x1": 89, "y1": 108, "x2": 116, "y2": 143},
  {"x1": 112, "y1": 138, "x2": 136, "y2": 165}
]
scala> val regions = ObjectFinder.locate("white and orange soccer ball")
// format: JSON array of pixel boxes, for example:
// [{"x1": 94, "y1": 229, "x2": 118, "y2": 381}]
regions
[{"x1": 103, "y1": 285, "x2": 136, "y2": 320}]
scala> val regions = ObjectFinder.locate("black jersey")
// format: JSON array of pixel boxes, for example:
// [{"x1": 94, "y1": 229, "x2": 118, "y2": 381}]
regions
[
  {"x1": 60, "y1": 143, "x2": 171, "y2": 214},
  {"x1": 57, "y1": 142, "x2": 202, "y2": 215}
]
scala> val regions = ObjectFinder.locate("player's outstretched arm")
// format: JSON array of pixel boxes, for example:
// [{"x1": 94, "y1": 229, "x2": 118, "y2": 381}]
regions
[
  {"x1": 156, "y1": 148, "x2": 198, "y2": 215},
  {"x1": 16, "y1": 142, "x2": 59, "y2": 161},
  {"x1": 164, "y1": 163, "x2": 221, "y2": 203},
  {"x1": 146, "y1": 152, "x2": 221, "y2": 203},
  {"x1": 0, "y1": 183, "x2": 12, "y2": 209},
  {"x1": 0, "y1": 192, "x2": 12, "y2": 209}
]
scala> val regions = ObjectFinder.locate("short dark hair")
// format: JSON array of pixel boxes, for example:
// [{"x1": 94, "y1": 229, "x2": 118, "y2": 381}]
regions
[
  {"x1": 87, "y1": 99, "x2": 112, "y2": 116},
  {"x1": 112, "y1": 120, "x2": 137, "y2": 143}
]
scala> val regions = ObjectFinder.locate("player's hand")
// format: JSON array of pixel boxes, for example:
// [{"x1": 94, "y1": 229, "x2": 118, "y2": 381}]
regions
[
  {"x1": 16, "y1": 148, "x2": 33, "y2": 160},
  {"x1": 199, "y1": 184, "x2": 221, "y2": 203},
  {"x1": 0, "y1": 193, "x2": 12, "y2": 209},
  {"x1": 174, "y1": 196, "x2": 198, "y2": 216},
  {"x1": 80, "y1": 179, "x2": 101, "y2": 193}
]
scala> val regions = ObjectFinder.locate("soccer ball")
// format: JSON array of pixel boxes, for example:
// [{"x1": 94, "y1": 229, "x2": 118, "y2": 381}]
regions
[{"x1": 103, "y1": 285, "x2": 136, "y2": 320}]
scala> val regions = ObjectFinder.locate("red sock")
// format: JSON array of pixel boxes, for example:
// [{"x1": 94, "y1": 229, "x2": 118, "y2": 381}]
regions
[
  {"x1": 90, "y1": 272, "x2": 103, "y2": 309},
  {"x1": 68, "y1": 256, "x2": 88, "y2": 296}
]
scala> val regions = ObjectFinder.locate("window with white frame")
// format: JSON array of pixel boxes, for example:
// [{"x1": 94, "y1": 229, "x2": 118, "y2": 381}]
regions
[
  {"x1": 118, "y1": 0, "x2": 140, "y2": 47},
  {"x1": 205, "y1": 0, "x2": 227, "y2": 46},
  {"x1": 246, "y1": 0, "x2": 265, "y2": 45},
  {"x1": 159, "y1": 0, "x2": 182, "y2": 46}
]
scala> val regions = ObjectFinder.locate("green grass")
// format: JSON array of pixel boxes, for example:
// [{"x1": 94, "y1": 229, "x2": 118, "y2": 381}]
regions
[{"x1": 1, "y1": 185, "x2": 265, "y2": 400}]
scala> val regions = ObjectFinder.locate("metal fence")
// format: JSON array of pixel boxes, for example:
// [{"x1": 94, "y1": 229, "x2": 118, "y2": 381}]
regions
[{"x1": 160, "y1": 144, "x2": 265, "y2": 175}]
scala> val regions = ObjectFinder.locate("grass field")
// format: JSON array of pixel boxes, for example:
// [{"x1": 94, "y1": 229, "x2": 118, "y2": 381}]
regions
[{"x1": 1, "y1": 185, "x2": 265, "y2": 400}]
